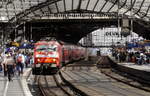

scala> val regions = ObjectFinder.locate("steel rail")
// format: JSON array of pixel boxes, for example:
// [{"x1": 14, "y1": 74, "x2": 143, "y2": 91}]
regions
[
  {"x1": 101, "y1": 69, "x2": 150, "y2": 92},
  {"x1": 98, "y1": 56, "x2": 150, "y2": 92},
  {"x1": 38, "y1": 76, "x2": 47, "y2": 96},
  {"x1": 38, "y1": 76, "x2": 58, "y2": 96},
  {"x1": 59, "y1": 72, "x2": 89, "y2": 96},
  {"x1": 53, "y1": 75, "x2": 72, "y2": 96}
]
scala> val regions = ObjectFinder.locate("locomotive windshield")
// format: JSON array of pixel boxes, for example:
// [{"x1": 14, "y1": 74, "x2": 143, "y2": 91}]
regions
[
  {"x1": 48, "y1": 45, "x2": 57, "y2": 51},
  {"x1": 36, "y1": 45, "x2": 57, "y2": 52},
  {"x1": 36, "y1": 45, "x2": 47, "y2": 51}
]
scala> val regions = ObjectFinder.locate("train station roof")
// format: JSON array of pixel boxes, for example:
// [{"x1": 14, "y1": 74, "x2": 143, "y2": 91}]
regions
[
  {"x1": 0, "y1": 0, "x2": 149, "y2": 22},
  {"x1": 0, "y1": 0, "x2": 150, "y2": 43}
]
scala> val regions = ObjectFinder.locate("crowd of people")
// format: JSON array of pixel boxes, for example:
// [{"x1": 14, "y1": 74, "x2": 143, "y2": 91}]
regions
[
  {"x1": 0, "y1": 49, "x2": 33, "y2": 81},
  {"x1": 112, "y1": 48, "x2": 150, "y2": 65}
]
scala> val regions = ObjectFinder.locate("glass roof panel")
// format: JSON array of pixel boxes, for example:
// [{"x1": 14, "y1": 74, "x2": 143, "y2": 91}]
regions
[
  {"x1": 0, "y1": 0, "x2": 149, "y2": 22},
  {"x1": 0, "y1": 0, "x2": 47, "y2": 22},
  {"x1": 123, "y1": 0, "x2": 150, "y2": 21}
]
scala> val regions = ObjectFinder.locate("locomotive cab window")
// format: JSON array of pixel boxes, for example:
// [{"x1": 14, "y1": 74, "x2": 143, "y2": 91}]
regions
[
  {"x1": 36, "y1": 45, "x2": 57, "y2": 52},
  {"x1": 36, "y1": 45, "x2": 47, "y2": 51},
  {"x1": 47, "y1": 45, "x2": 57, "y2": 51}
]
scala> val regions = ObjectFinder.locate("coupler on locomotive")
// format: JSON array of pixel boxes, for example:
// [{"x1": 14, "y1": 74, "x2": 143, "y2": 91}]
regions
[{"x1": 32, "y1": 63, "x2": 59, "y2": 75}]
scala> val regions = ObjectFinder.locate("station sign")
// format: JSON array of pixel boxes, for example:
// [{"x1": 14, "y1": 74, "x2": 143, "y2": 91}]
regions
[{"x1": 105, "y1": 32, "x2": 120, "y2": 37}]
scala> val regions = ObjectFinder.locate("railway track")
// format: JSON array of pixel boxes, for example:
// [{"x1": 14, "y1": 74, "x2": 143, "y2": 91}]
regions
[
  {"x1": 98, "y1": 56, "x2": 150, "y2": 92},
  {"x1": 100, "y1": 67, "x2": 150, "y2": 92},
  {"x1": 32, "y1": 57, "x2": 150, "y2": 96},
  {"x1": 60, "y1": 59, "x2": 150, "y2": 96},
  {"x1": 38, "y1": 75, "x2": 74, "y2": 96}
]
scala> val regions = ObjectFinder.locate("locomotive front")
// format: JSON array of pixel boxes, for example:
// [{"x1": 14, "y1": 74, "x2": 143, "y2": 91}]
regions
[{"x1": 32, "y1": 41, "x2": 61, "y2": 75}]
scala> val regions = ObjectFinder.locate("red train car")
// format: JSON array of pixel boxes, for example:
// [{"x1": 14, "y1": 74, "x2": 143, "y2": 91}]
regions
[{"x1": 32, "y1": 40, "x2": 86, "y2": 75}]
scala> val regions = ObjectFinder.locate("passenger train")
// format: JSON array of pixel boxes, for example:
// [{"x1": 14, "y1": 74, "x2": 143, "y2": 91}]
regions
[{"x1": 32, "y1": 40, "x2": 86, "y2": 75}]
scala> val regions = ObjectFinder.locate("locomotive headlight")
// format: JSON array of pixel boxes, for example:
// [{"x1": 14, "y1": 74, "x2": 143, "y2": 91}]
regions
[
  {"x1": 52, "y1": 59, "x2": 56, "y2": 62},
  {"x1": 37, "y1": 59, "x2": 41, "y2": 62}
]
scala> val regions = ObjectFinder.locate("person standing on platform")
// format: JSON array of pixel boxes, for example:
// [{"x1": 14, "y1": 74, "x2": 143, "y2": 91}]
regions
[
  {"x1": 2, "y1": 52, "x2": 8, "y2": 76},
  {"x1": 16, "y1": 52, "x2": 25, "y2": 75},
  {"x1": 2, "y1": 53, "x2": 15, "y2": 81},
  {"x1": 0, "y1": 55, "x2": 3, "y2": 72}
]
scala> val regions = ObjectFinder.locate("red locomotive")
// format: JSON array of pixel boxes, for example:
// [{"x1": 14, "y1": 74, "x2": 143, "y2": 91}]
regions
[{"x1": 32, "y1": 40, "x2": 86, "y2": 75}]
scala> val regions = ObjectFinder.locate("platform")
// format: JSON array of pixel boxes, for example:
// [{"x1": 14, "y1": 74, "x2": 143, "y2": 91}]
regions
[
  {"x1": 0, "y1": 68, "x2": 32, "y2": 96},
  {"x1": 109, "y1": 56, "x2": 150, "y2": 72},
  {"x1": 118, "y1": 62, "x2": 150, "y2": 72}
]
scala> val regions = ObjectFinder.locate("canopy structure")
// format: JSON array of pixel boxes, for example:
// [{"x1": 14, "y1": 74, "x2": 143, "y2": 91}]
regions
[
  {"x1": 0, "y1": 0, "x2": 149, "y2": 22},
  {"x1": 0, "y1": 0, "x2": 149, "y2": 43}
]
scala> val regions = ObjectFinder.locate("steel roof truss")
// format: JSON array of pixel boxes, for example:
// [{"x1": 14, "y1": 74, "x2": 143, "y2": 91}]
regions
[
  {"x1": 133, "y1": 0, "x2": 145, "y2": 16},
  {"x1": 99, "y1": 0, "x2": 109, "y2": 12},
  {"x1": 123, "y1": 0, "x2": 136, "y2": 14},
  {"x1": 71, "y1": 0, "x2": 74, "y2": 11},
  {"x1": 107, "y1": 0, "x2": 118, "y2": 12},
  {"x1": 63, "y1": 0, "x2": 66, "y2": 12},
  {"x1": 85, "y1": 0, "x2": 90, "y2": 11},
  {"x1": 141, "y1": 5, "x2": 150, "y2": 18},
  {"x1": 120, "y1": 0, "x2": 127, "y2": 9},
  {"x1": 55, "y1": 2, "x2": 59, "y2": 13},
  {"x1": 92, "y1": 0, "x2": 100, "y2": 11}
]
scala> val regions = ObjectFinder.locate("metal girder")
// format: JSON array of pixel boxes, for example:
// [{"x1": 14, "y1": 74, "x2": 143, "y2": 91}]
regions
[
  {"x1": 0, "y1": 0, "x2": 149, "y2": 42},
  {"x1": 107, "y1": 0, "x2": 118, "y2": 12},
  {"x1": 5, "y1": 4, "x2": 10, "y2": 20},
  {"x1": 141, "y1": 5, "x2": 150, "y2": 18},
  {"x1": 84, "y1": 0, "x2": 90, "y2": 10},
  {"x1": 10, "y1": 0, "x2": 61, "y2": 23},
  {"x1": 92, "y1": 0, "x2": 100, "y2": 11},
  {"x1": 123, "y1": 0, "x2": 136, "y2": 14},
  {"x1": 77, "y1": 0, "x2": 82, "y2": 11},
  {"x1": 106, "y1": 0, "x2": 150, "y2": 20},
  {"x1": 71, "y1": 0, "x2": 73, "y2": 11},
  {"x1": 63, "y1": 0, "x2": 66, "y2": 11},
  {"x1": 99, "y1": 0, "x2": 109, "y2": 12},
  {"x1": 1, "y1": 0, "x2": 61, "y2": 41},
  {"x1": 55, "y1": 2, "x2": 59, "y2": 13},
  {"x1": 119, "y1": 0, "x2": 127, "y2": 9},
  {"x1": 29, "y1": 0, "x2": 41, "y2": 18},
  {"x1": 37, "y1": 0, "x2": 45, "y2": 17},
  {"x1": 132, "y1": 0, "x2": 145, "y2": 16},
  {"x1": 1, "y1": 0, "x2": 60, "y2": 34},
  {"x1": 0, "y1": 0, "x2": 13, "y2": 9}
]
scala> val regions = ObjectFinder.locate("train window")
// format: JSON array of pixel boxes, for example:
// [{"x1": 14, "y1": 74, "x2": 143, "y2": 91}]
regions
[
  {"x1": 36, "y1": 45, "x2": 47, "y2": 51},
  {"x1": 36, "y1": 44, "x2": 57, "y2": 52},
  {"x1": 47, "y1": 47, "x2": 57, "y2": 51},
  {"x1": 48, "y1": 45, "x2": 57, "y2": 51}
]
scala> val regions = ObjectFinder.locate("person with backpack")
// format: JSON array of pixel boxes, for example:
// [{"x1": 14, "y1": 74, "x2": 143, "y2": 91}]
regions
[{"x1": 16, "y1": 52, "x2": 25, "y2": 75}]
